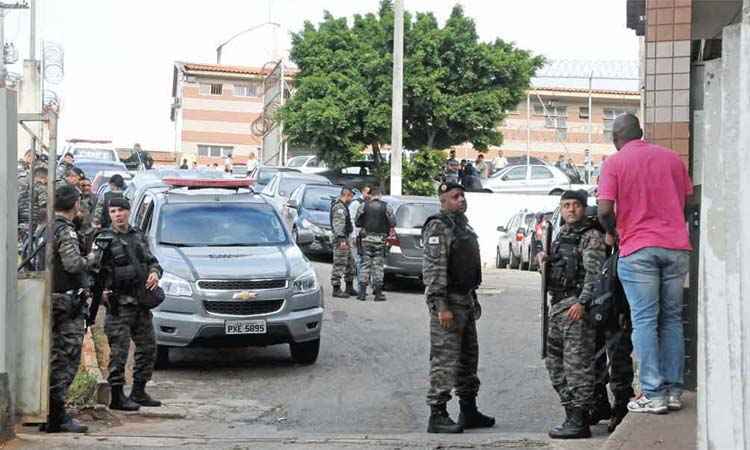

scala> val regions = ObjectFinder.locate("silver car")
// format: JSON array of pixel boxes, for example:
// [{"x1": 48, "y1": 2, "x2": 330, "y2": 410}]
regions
[
  {"x1": 483, "y1": 164, "x2": 592, "y2": 195},
  {"x1": 129, "y1": 179, "x2": 324, "y2": 366},
  {"x1": 261, "y1": 172, "x2": 332, "y2": 212}
]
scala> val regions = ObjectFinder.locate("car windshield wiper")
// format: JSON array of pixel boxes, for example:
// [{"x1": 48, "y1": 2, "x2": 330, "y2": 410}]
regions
[{"x1": 159, "y1": 241, "x2": 197, "y2": 247}]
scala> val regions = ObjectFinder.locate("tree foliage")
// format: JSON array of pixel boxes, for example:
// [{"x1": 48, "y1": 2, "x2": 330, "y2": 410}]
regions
[
  {"x1": 402, "y1": 149, "x2": 446, "y2": 196},
  {"x1": 280, "y1": 1, "x2": 544, "y2": 170}
]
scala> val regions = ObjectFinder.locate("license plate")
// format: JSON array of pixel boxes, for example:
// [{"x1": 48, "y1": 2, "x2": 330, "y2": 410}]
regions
[{"x1": 225, "y1": 320, "x2": 267, "y2": 335}]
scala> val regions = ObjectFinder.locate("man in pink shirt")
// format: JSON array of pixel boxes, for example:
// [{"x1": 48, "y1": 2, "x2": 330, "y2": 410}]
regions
[{"x1": 597, "y1": 114, "x2": 692, "y2": 415}]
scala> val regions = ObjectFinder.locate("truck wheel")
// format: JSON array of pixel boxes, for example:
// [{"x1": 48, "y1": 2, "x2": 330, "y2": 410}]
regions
[
  {"x1": 155, "y1": 345, "x2": 170, "y2": 370},
  {"x1": 528, "y1": 249, "x2": 538, "y2": 271},
  {"x1": 495, "y1": 248, "x2": 502, "y2": 268},
  {"x1": 509, "y1": 247, "x2": 521, "y2": 269},
  {"x1": 290, "y1": 339, "x2": 320, "y2": 365}
]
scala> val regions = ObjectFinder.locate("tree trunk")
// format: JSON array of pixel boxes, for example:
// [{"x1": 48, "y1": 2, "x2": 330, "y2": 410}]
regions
[
  {"x1": 371, "y1": 142, "x2": 387, "y2": 193},
  {"x1": 427, "y1": 130, "x2": 436, "y2": 149}
]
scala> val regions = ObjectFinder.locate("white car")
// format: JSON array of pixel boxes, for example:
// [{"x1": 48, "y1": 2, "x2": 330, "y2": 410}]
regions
[
  {"x1": 286, "y1": 155, "x2": 328, "y2": 174},
  {"x1": 260, "y1": 172, "x2": 332, "y2": 212},
  {"x1": 483, "y1": 164, "x2": 593, "y2": 195},
  {"x1": 63, "y1": 140, "x2": 120, "y2": 163},
  {"x1": 496, "y1": 209, "x2": 535, "y2": 269}
]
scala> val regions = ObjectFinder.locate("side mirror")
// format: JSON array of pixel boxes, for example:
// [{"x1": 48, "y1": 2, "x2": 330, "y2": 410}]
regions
[
  {"x1": 296, "y1": 229, "x2": 314, "y2": 245},
  {"x1": 497, "y1": 226, "x2": 506, "y2": 233},
  {"x1": 501, "y1": 175, "x2": 509, "y2": 181},
  {"x1": 286, "y1": 199, "x2": 298, "y2": 209}
]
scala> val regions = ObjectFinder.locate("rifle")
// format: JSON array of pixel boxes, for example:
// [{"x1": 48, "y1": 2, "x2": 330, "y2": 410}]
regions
[
  {"x1": 87, "y1": 233, "x2": 113, "y2": 327},
  {"x1": 540, "y1": 220, "x2": 553, "y2": 359}
]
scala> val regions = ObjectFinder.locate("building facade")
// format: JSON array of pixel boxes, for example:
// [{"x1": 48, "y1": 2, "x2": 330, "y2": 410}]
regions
[{"x1": 171, "y1": 62, "x2": 266, "y2": 165}]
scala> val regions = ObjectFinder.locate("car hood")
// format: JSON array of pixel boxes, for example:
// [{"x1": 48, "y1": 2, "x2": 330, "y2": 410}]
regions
[{"x1": 155, "y1": 244, "x2": 305, "y2": 281}]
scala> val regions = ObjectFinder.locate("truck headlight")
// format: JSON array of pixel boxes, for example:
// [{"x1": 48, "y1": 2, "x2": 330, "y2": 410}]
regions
[
  {"x1": 292, "y1": 268, "x2": 319, "y2": 294},
  {"x1": 159, "y1": 272, "x2": 193, "y2": 297}
]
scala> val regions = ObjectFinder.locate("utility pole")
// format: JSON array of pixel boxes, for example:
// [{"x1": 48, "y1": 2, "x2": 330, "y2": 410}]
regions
[
  {"x1": 389, "y1": 0, "x2": 404, "y2": 196},
  {"x1": 28, "y1": 0, "x2": 35, "y2": 60}
]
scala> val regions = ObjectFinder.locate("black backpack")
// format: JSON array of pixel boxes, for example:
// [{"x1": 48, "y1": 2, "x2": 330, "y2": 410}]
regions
[{"x1": 586, "y1": 249, "x2": 630, "y2": 330}]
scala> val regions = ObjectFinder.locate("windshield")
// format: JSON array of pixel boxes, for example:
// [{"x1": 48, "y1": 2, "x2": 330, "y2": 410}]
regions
[
  {"x1": 257, "y1": 168, "x2": 278, "y2": 185},
  {"x1": 72, "y1": 148, "x2": 116, "y2": 161},
  {"x1": 302, "y1": 186, "x2": 340, "y2": 211},
  {"x1": 396, "y1": 203, "x2": 440, "y2": 228},
  {"x1": 287, "y1": 156, "x2": 308, "y2": 168},
  {"x1": 159, "y1": 203, "x2": 287, "y2": 247}
]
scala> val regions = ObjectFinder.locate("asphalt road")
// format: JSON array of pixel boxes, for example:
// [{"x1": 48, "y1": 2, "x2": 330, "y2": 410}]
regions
[{"x1": 13, "y1": 262, "x2": 612, "y2": 449}]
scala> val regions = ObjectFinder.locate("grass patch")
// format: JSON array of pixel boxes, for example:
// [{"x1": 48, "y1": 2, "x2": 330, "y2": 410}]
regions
[{"x1": 66, "y1": 368, "x2": 98, "y2": 407}]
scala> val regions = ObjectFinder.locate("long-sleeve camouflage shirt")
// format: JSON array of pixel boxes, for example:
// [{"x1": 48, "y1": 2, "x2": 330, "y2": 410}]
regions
[
  {"x1": 422, "y1": 210, "x2": 475, "y2": 312},
  {"x1": 551, "y1": 219, "x2": 607, "y2": 313},
  {"x1": 330, "y1": 200, "x2": 352, "y2": 242},
  {"x1": 18, "y1": 181, "x2": 48, "y2": 225}
]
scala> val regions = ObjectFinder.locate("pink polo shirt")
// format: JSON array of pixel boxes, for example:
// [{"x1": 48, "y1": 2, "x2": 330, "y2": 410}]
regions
[{"x1": 597, "y1": 140, "x2": 693, "y2": 257}]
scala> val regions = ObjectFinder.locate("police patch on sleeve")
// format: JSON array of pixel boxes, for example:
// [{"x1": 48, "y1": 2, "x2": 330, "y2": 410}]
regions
[
  {"x1": 69, "y1": 230, "x2": 77, "y2": 240},
  {"x1": 428, "y1": 236, "x2": 440, "y2": 245}
]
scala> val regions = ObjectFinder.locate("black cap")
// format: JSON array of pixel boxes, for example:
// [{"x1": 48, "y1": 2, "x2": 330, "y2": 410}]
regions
[
  {"x1": 55, "y1": 185, "x2": 80, "y2": 211},
  {"x1": 108, "y1": 197, "x2": 131, "y2": 210},
  {"x1": 438, "y1": 181, "x2": 466, "y2": 195},
  {"x1": 561, "y1": 189, "x2": 588, "y2": 206},
  {"x1": 109, "y1": 174, "x2": 125, "y2": 188}
]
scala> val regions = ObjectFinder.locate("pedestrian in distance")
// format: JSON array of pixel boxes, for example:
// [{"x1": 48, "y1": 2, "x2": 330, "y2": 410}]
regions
[
  {"x1": 224, "y1": 153, "x2": 234, "y2": 173},
  {"x1": 246, "y1": 152, "x2": 259, "y2": 175},
  {"x1": 598, "y1": 113, "x2": 692, "y2": 415},
  {"x1": 42, "y1": 185, "x2": 99, "y2": 433},
  {"x1": 354, "y1": 186, "x2": 396, "y2": 301},
  {"x1": 537, "y1": 189, "x2": 607, "y2": 439},
  {"x1": 180, "y1": 159, "x2": 189, "y2": 169},
  {"x1": 93, "y1": 197, "x2": 163, "y2": 411},
  {"x1": 329, "y1": 186, "x2": 358, "y2": 298},
  {"x1": 474, "y1": 153, "x2": 489, "y2": 180},
  {"x1": 492, "y1": 150, "x2": 508, "y2": 173},
  {"x1": 423, "y1": 181, "x2": 494, "y2": 434}
]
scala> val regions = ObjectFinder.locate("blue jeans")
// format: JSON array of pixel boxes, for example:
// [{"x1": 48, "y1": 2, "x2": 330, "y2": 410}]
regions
[{"x1": 617, "y1": 247, "x2": 689, "y2": 399}]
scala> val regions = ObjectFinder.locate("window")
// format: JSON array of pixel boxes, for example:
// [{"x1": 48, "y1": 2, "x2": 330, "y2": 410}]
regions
[
  {"x1": 603, "y1": 108, "x2": 637, "y2": 140},
  {"x1": 502, "y1": 166, "x2": 527, "y2": 181},
  {"x1": 233, "y1": 82, "x2": 260, "y2": 97},
  {"x1": 210, "y1": 83, "x2": 223, "y2": 95},
  {"x1": 197, "y1": 144, "x2": 234, "y2": 157},
  {"x1": 534, "y1": 103, "x2": 567, "y2": 140},
  {"x1": 579, "y1": 107, "x2": 589, "y2": 119},
  {"x1": 135, "y1": 194, "x2": 153, "y2": 230},
  {"x1": 531, "y1": 166, "x2": 554, "y2": 179},
  {"x1": 199, "y1": 83, "x2": 223, "y2": 95}
]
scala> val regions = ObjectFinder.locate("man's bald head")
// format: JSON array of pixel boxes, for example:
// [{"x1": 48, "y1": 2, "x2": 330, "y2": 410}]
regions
[{"x1": 612, "y1": 113, "x2": 643, "y2": 150}]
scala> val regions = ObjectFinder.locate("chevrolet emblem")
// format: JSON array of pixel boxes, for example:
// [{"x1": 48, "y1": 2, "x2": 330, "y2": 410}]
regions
[{"x1": 233, "y1": 291, "x2": 257, "y2": 301}]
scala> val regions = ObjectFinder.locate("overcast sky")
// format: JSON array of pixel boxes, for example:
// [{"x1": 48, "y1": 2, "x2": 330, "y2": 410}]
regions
[{"x1": 4, "y1": 0, "x2": 639, "y2": 150}]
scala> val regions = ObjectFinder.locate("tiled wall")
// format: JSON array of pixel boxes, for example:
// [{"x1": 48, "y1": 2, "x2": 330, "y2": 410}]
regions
[{"x1": 643, "y1": 0, "x2": 692, "y2": 164}]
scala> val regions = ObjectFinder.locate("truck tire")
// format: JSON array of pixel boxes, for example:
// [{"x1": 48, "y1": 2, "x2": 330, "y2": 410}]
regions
[
  {"x1": 290, "y1": 339, "x2": 320, "y2": 365},
  {"x1": 509, "y1": 247, "x2": 521, "y2": 269},
  {"x1": 155, "y1": 345, "x2": 170, "y2": 370}
]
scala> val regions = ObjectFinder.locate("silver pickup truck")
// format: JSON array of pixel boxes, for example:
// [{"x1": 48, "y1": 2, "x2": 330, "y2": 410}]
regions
[{"x1": 128, "y1": 177, "x2": 323, "y2": 367}]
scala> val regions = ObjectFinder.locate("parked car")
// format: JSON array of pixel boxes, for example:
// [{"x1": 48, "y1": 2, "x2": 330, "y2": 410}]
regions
[
  {"x1": 72, "y1": 158, "x2": 129, "y2": 180},
  {"x1": 526, "y1": 211, "x2": 554, "y2": 271},
  {"x1": 495, "y1": 209, "x2": 537, "y2": 269},
  {"x1": 282, "y1": 183, "x2": 342, "y2": 255},
  {"x1": 261, "y1": 172, "x2": 332, "y2": 212},
  {"x1": 286, "y1": 155, "x2": 328, "y2": 174},
  {"x1": 483, "y1": 164, "x2": 592, "y2": 195},
  {"x1": 250, "y1": 166, "x2": 301, "y2": 192},
  {"x1": 318, "y1": 161, "x2": 380, "y2": 191},
  {"x1": 381, "y1": 196, "x2": 440, "y2": 283},
  {"x1": 128, "y1": 177, "x2": 323, "y2": 367}
]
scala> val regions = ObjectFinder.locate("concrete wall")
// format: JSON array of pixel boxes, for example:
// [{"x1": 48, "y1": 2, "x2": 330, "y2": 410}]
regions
[{"x1": 696, "y1": 10, "x2": 750, "y2": 450}]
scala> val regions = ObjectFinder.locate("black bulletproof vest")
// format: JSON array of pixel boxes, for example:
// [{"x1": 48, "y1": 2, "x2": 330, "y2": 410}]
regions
[
  {"x1": 548, "y1": 223, "x2": 595, "y2": 295},
  {"x1": 52, "y1": 218, "x2": 83, "y2": 293},
  {"x1": 361, "y1": 199, "x2": 390, "y2": 234},
  {"x1": 329, "y1": 199, "x2": 353, "y2": 235},
  {"x1": 108, "y1": 232, "x2": 147, "y2": 297},
  {"x1": 426, "y1": 214, "x2": 482, "y2": 294}
]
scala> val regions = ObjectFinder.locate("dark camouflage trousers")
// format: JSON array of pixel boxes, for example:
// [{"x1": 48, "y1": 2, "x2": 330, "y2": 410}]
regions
[
  {"x1": 545, "y1": 303, "x2": 596, "y2": 409},
  {"x1": 427, "y1": 304, "x2": 480, "y2": 406},
  {"x1": 50, "y1": 309, "x2": 85, "y2": 406},
  {"x1": 594, "y1": 327, "x2": 635, "y2": 402},
  {"x1": 105, "y1": 305, "x2": 156, "y2": 386},
  {"x1": 331, "y1": 239, "x2": 355, "y2": 287},
  {"x1": 360, "y1": 240, "x2": 385, "y2": 287}
]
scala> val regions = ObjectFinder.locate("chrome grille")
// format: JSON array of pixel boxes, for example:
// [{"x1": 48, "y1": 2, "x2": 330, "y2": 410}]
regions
[
  {"x1": 203, "y1": 299, "x2": 284, "y2": 316},
  {"x1": 197, "y1": 279, "x2": 287, "y2": 290}
]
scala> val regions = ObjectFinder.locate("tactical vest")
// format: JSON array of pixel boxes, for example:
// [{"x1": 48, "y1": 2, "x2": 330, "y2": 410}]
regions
[
  {"x1": 329, "y1": 199, "x2": 353, "y2": 236},
  {"x1": 108, "y1": 231, "x2": 147, "y2": 297},
  {"x1": 361, "y1": 199, "x2": 390, "y2": 234},
  {"x1": 425, "y1": 214, "x2": 482, "y2": 294},
  {"x1": 52, "y1": 218, "x2": 84, "y2": 293},
  {"x1": 548, "y1": 222, "x2": 597, "y2": 300}
]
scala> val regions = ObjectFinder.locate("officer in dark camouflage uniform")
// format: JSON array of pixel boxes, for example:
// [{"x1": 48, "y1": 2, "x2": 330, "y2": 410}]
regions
[
  {"x1": 354, "y1": 186, "x2": 396, "y2": 301},
  {"x1": 45, "y1": 185, "x2": 96, "y2": 433},
  {"x1": 541, "y1": 190, "x2": 606, "y2": 439},
  {"x1": 423, "y1": 181, "x2": 494, "y2": 434},
  {"x1": 56, "y1": 153, "x2": 76, "y2": 179},
  {"x1": 93, "y1": 174, "x2": 126, "y2": 229},
  {"x1": 329, "y1": 186, "x2": 357, "y2": 298},
  {"x1": 18, "y1": 164, "x2": 49, "y2": 241},
  {"x1": 77, "y1": 177, "x2": 96, "y2": 252},
  {"x1": 95, "y1": 197, "x2": 163, "y2": 411}
]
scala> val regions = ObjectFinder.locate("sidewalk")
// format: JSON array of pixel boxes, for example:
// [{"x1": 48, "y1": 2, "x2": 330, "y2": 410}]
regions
[{"x1": 603, "y1": 392, "x2": 696, "y2": 450}]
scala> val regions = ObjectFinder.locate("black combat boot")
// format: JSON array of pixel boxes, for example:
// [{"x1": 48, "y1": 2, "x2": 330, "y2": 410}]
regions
[
  {"x1": 129, "y1": 381, "x2": 162, "y2": 407},
  {"x1": 40, "y1": 397, "x2": 64, "y2": 432},
  {"x1": 109, "y1": 384, "x2": 140, "y2": 411},
  {"x1": 427, "y1": 404, "x2": 464, "y2": 434},
  {"x1": 58, "y1": 415, "x2": 89, "y2": 433},
  {"x1": 357, "y1": 284, "x2": 367, "y2": 301},
  {"x1": 331, "y1": 285, "x2": 349, "y2": 298},
  {"x1": 549, "y1": 406, "x2": 573, "y2": 434},
  {"x1": 548, "y1": 407, "x2": 591, "y2": 439},
  {"x1": 373, "y1": 286, "x2": 386, "y2": 302},
  {"x1": 458, "y1": 397, "x2": 496, "y2": 429},
  {"x1": 589, "y1": 385, "x2": 612, "y2": 425},
  {"x1": 608, "y1": 397, "x2": 630, "y2": 433},
  {"x1": 345, "y1": 280, "x2": 358, "y2": 296}
]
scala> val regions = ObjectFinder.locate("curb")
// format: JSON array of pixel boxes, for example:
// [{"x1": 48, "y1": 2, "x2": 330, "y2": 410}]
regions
[{"x1": 81, "y1": 328, "x2": 110, "y2": 406}]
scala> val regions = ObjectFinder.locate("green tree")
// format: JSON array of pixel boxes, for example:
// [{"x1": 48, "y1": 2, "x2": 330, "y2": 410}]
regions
[
  {"x1": 402, "y1": 149, "x2": 446, "y2": 196},
  {"x1": 280, "y1": 1, "x2": 544, "y2": 179}
]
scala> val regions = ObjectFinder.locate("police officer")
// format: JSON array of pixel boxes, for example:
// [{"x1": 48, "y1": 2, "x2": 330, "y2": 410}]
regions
[
  {"x1": 354, "y1": 186, "x2": 395, "y2": 301},
  {"x1": 592, "y1": 318, "x2": 635, "y2": 432},
  {"x1": 423, "y1": 181, "x2": 494, "y2": 434},
  {"x1": 77, "y1": 177, "x2": 97, "y2": 252},
  {"x1": 539, "y1": 189, "x2": 606, "y2": 439},
  {"x1": 93, "y1": 174, "x2": 126, "y2": 229},
  {"x1": 329, "y1": 186, "x2": 357, "y2": 298},
  {"x1": 18, "y1": 164, "x2": 49, "y2": 234},
  {"x1": 57, "y1": 152, "x2": 76, "y2": 178},
  {"x1": 44, "y1": 185, "x2": 97, "y2": 433},
  {"x1": 95, "y1": 197, "x2": 163, "y2": 410},
  {"x1": 57, "y1": 166, "x2": 84, "y2": 190}
]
